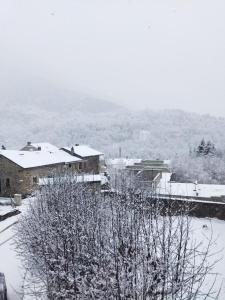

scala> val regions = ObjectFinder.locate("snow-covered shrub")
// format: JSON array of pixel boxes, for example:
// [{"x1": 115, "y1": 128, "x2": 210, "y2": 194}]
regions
[{"x1": 15, "y1": 174, "x2": 220, "y2": 299}]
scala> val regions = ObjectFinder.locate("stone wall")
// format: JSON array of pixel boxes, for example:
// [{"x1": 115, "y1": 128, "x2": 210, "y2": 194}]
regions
[
  {"x1": 18, "y1": 162, "x2": 81, "y2": 196},
  {"x1": 61, "y1": 148, "x2": 101, "y2": 174},
  {"x1": 155, "y1": 197, "x2": 225, "y2": 220},
  {"x1": 0, "y1": 156, "x2": 81, "y2": 197},
  {"x1": 0, "y1": 156, "x2": 22, "y2": 197}
]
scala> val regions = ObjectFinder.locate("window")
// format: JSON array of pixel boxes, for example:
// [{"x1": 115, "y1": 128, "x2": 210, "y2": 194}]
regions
[
  {"x1": 6, "y1": 178, "x2": 10, "y2": 188},
  {"x1": 33, "y1": 177, "x2": 38, "y2": 184},
  {"x1": 78, "y1": 162, "x2": 82, "y2": 170},
  {"x1": 68, "y1": 163, "x2": 72, "y2": 168}
]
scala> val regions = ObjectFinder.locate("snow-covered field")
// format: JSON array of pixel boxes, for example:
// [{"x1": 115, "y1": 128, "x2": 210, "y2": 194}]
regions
[
  {"x1": 0, "y1": 198, "x2": 225, "y2": 299},
  {"x1": 0, "y1": 199, "x2": 31, "y2": 299},
  {"x1": 0, "y1": 212, "x2": 23, "y2": 299},
  {"x1": 158, "y1": 172, "x2": 225, "y2": 199},
  {"x1": 0, "y1": 206, "x2": 15, "y2": 216},
  {"x1": 190, "y1": 218, "x2": 225, "y2": 298}
]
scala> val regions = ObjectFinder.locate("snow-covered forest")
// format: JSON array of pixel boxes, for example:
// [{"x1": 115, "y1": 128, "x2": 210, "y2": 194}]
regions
[
  {"x1": 1, "y1": 86, "x2": 225, "y2": 184},
  {"x1": 2, "y1": 96, "x2": 225, "y2": 159}
]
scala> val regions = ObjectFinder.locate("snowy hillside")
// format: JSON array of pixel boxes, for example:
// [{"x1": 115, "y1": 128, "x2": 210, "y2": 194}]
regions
[{"x1": 1, "y1": 93, "x2": 225, "y2": 160}]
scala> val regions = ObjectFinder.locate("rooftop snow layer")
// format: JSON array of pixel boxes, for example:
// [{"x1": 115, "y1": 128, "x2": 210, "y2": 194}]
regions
[
  {"x1": 107, "y1": 159, "x2": 170, "y2": 170},
  {"x1": 29, "y1": 142, "x2": 59, "y2": 152},
  {"x1": 39, "y1": 174, "x2": 102, "y2": 185},
  {"x1": 0, "y1": 149, "x2": 81, "y2": 169},
  {"x1": 62, "y1": 145, "x2": 103, "y2": 158},
  {"x1": 106, "y1": 158, "x2": 142, "y2": 169},
  {"x1": 157, "y1": 173, "x2": 225, "y2": 198}
]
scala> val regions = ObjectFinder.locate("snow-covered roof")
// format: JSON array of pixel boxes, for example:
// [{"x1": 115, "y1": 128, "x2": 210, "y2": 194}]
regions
[
  {"x1": 38, "y1": 174, "x2": 102, "y2": 185},
  {"x1": 29, "y1": 143, "x2": 59, "y2": 152},
  {"x1": 106, "y1": 158, "x2": 142, "y2": 169},
  {"x1": 157, "y1": 173, "x2": 225, "y2": 198},
  {"x1": 0, "y1": 149, "x2": 81, "y2": 169},
  {"x1": 62, "y1": 145, "x2": 103, "y2": 158},
  {"x1": 76, "y1": 174, "x2": 101, "y2": 183},
  {"x1": 107, "y1": 159, "x2": 171, "y2": 171}
]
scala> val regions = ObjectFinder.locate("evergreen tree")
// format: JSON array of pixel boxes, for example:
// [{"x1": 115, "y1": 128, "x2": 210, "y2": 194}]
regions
[
  {"x1": 206, "y1": 140, "x2": 216, "y2": 156},
  {"x1": 196, "y1": 139, "x2": 206, "y2": 156},
  {"x1": 195, "y1": 139, "x2": 216, "y2": 157}
]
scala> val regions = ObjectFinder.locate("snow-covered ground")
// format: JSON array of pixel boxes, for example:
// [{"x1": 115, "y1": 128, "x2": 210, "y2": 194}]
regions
[
  {"x1": 0, "y1": 214, "x2": 23, "y2": 299},
  {"x1": 0, "y1": 206, "x2": 15, "y2": 216},
  {"x1": 0, "y1": 198, "x2": 225, "y2": 299},
  {"x1": 0, "y1": 198, "x2": 12, "y2": 206},
  {"x1": 190, "y1": 218, "x2": 225, "y2": 298},
  {"x1": 158, "y1": 172, "x2": 225, "y2": 199},
  {"x1": 0, "y1": 199, "x2": 31, "y2": 299}
]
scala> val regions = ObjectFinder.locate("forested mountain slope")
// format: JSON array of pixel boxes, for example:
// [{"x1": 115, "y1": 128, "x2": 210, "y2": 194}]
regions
[{"x1": 1, "y1": 91, "x2": 225, "y2": 160}]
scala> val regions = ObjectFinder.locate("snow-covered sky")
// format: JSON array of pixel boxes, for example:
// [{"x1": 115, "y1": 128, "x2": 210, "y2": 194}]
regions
[{"x1": 0, "y1": 0, "x2": 225, "y2": 116}]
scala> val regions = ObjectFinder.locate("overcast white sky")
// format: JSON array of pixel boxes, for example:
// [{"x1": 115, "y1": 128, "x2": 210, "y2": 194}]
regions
[{"x1": 0, "y1": 0, "x2": 225, "y2": 116}]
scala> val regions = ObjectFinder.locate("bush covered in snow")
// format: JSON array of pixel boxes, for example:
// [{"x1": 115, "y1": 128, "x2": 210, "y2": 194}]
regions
[{"x1": 15, "y1": 175, "x2": 220, "y2": 299}]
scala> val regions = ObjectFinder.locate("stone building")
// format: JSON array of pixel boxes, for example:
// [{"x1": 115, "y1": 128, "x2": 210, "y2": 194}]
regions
[
  {"x1": 0, "y1": 142, "x2": 103, "y2": 197},
  {"x1": 61, "y1": 144, "x2": 103, "y2": 174}
]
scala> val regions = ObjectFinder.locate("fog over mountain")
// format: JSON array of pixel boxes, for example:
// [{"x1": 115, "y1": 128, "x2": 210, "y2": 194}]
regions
[
  {"x1": 0, "y1": 0, "x2": 224, "y2": 157},
  {"x1": 0, "y1": 76, "x2": 122, "y2": 114},
  {"x1": 0, "y1": 0, "x2": 225, "y2": 116},
  {"x1": 1, "y1": 78, "x2": 225, "y2": 161}
]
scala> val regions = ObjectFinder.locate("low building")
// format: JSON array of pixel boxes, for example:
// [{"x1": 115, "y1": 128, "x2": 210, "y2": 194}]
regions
[
  {"x1": 61, "y1": 144, "x2": 103, "y2": 174},
  {"x1": 0, "y1": 146, "x2": 82, "y2": 197},
  {"x1": 0, "y1": 142, "x2": 104, "y2": 197},
  {"x1": 125, "y1": 160, "x2": 171, "y2": 189}
]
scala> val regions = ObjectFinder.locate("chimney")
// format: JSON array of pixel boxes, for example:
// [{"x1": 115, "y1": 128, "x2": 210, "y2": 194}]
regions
[
  {"x1": 27, "y1": 141, "x2": 31, "y2": 146},
  {"x1": 37, "y1": 146, "x2": 41, "y2": 151},
  {"x1": 1, "y1": 145, "x2": 6, "y2": 150},
  {"x1": 71, "y1": 146, "x2": 75, "y2": 154}
]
